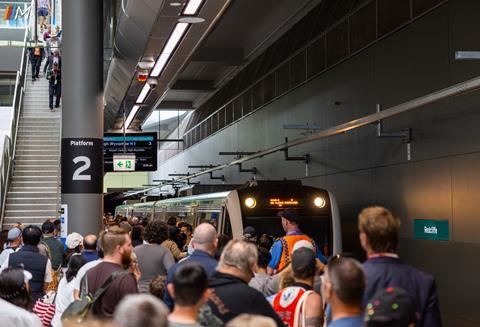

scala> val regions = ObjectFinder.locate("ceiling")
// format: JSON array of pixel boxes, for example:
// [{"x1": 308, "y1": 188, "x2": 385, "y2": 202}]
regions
[{"x1": 103, "y1": 0, "x2": 324, "y2": 131}]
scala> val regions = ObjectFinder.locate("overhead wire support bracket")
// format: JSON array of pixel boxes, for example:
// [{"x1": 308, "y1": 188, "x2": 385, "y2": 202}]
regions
[
  {"x1": 186, "y1": 179, "x2": 200, "y2": 185},
  {"x1": 159, "y1": 139, "x2": 184, "y2": 142},
  {"x1": 188, "y1": 164, "x2": 220, "y2": 169},
  {"x1": 168, "y1": 173, "x2": 190, "y2": 177},
  {"x1": 237, "y1": 163, "x2": 257, "y2": 174},
  {"x1": 209, "y1": 171, "x2": 225, "y2": 181},
  {"x1": 283, "y1": 137, "x2": 309, "y2": 163},
  {"x1": 219, "y1": 151, "x2": 257, "y2": 156},
  {"x1": 376, "y1": 104, "x2": 411, "y2": 143}
]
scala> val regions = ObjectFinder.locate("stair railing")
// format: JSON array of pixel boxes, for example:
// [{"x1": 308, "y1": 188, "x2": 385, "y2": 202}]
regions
[
  {"x1": 0, "y1": 27, "x2": 29, "y2": 227},
  {"x1": 55, "y1": 98, "x2": 62, "y2": 219}
]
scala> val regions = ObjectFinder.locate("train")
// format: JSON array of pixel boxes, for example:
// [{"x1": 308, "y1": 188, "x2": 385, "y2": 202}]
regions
[{"x1": 115, "y1": 180, "x2": 342, "y2": 255}]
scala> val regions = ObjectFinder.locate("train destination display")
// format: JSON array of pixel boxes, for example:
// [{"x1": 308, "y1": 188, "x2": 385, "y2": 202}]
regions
[{"x1": 104, "y1": 133, "x2": 157, "y2": 172}]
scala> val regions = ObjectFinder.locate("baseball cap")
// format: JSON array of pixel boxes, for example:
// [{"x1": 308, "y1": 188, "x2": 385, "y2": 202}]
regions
[
  {"x1": 7, "y1": 228, "x2": 22, "y2": 241},
  {"x1": 364, "y1": 287, "x2": 417, "y2": 327},
  {"x1": 277, "y1": 208, "x2": 300, "y2": 223},
  {"x1": 291, "y1": 247, "x2": 316, "y2": 277},
  {"x1": 41, "y1": 221, "x2": 55, "y2": 234},
  {"x1": 66, "y1": 232, "x2": 83, "y2": 249},
  {"x1": 242, "y1": 226, "x2": 257, "y2": 239},
  {"x1": 292, "y1": 239, "x2": 315, "y2": 253}
]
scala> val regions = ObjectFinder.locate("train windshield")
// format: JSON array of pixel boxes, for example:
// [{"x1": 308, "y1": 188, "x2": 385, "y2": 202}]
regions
[{"x1": 244, "y1": 215, "x2": 332, "y2": 256}]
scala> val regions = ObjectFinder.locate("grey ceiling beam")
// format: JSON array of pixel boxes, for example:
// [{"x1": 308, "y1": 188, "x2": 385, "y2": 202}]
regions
[
  {"x1": 155, "y1": 101, "x2": 194, "y2": 110},
  {"x1": 192, "y1": 47, "x2": 244, "y2": 65},
  {"x1": 171, "y1": 80, "x2": 216, "y2": 91}
]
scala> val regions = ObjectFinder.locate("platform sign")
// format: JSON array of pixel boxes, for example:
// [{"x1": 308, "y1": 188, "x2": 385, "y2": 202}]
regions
[
  {"x1": 414, "y1": 219, "x2": 449, "y2": 241},
  {"x1": 104, "y1": 133, "x2": 157, "y2": 172},
  {"x1": 62, "y1": 138, "x2": 103, "y2": 193},
  {"x1": 113, "y1": 154, "x2": 136, "y2": 172}
]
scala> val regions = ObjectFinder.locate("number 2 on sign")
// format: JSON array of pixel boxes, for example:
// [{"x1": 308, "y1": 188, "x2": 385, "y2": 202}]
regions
[{"x1": 72, "y1": 156, "x2": 91, "y2": 181}]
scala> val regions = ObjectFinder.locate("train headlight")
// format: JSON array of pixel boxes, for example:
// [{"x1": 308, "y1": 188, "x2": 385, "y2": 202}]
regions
[
  {"x1": 245, "y1": 197, "x2": 256, "y2": 208},
  {"x1": 314, "y1": 197, "x2": 326, "y2": 208}
]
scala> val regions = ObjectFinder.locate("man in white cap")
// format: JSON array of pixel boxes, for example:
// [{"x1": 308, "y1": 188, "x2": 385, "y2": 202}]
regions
[{"x1": 0, "y1": 228, "x2": 22, "y2": 266}]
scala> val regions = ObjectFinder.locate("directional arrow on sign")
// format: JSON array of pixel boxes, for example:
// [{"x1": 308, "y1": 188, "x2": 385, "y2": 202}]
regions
[{"x1": 117, "y1": 161, "x2": 123, "y2": 167}]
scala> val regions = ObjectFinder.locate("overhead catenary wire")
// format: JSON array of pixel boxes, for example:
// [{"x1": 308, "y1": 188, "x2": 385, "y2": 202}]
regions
[{"x1": 126, "y1": 75, "x2": 480, "y2": 197}]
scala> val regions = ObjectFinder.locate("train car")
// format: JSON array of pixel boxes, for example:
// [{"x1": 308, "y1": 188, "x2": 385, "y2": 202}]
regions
[{"x1": 115, "y1": 180, "x2": 342, "y2": 255}]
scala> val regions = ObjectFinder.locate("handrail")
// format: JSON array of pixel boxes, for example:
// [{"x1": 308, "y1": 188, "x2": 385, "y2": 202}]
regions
[
  {"x1": 127, "y1": 74, "x2": 480, "y2": 197},
  {"x1": 55, "y1": 99, "x2": 62, "y2": 219},
  {"x1": 0, "y1": 9, "x2": 31, "y2": 227}
]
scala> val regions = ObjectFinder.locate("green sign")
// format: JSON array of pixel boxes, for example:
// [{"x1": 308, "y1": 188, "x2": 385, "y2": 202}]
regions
[
  {"x1": 414, "y1": 219, "x2": 449, "y2": 241},
  {"x1": 113, "y1": 154, "x2": 136, "y2": 172}
]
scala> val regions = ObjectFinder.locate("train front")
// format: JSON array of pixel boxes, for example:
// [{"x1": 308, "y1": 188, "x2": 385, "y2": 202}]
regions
[{"x1": 228, "y1": 180, "x2": 338, "y2": 257}]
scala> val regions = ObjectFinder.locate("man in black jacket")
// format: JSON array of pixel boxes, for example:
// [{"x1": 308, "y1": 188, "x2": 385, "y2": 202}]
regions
[
  {"x1": 199, "y1": 240, "x2": 284, "y2": 327},
  {"x1": 359, "y1": 206, "x2": 442, "y2": 327},
  {"x1": 46, "y1": 50, "x2": 62, "y2": 110}
]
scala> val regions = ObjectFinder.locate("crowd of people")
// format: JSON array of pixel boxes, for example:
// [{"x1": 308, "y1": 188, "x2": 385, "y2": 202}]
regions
[
  {"x1": 29, "y1": 23, "x2": 62, "y2": 110},
  {"x1": 0, "y1": 206, "x2": 441, "y2": 326}
]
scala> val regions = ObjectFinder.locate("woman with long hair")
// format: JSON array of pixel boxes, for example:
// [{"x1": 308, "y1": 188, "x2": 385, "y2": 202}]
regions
[
  {"x1": 51, "y1": 254, "x2": 87, "y2": 327},
  {"x1": 0, "y1": 267, "x2": 33, "y2": 310}
]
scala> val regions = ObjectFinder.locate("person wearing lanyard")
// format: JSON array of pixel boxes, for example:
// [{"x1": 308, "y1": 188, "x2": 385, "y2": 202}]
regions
[
  {"x1": 358, "y1": 206, "x2": 442, "y2": 327},
  {"x1": 267, "y1": 208, "x2": 327, "y2": 275}
]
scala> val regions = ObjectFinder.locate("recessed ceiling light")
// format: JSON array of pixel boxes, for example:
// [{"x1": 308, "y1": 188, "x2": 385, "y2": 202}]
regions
[
  {"x1": 178, "y1": 16, "x2": 205, "y2": 24},
  {"x1": 125, "y1": 105, "x2": 140, "y2": 129},
  {"x1": 183, "y1": 0, "x2": 202, "y2": 15},
  {"x1": 170, "y1": 2, "x2": 182, "y2": 7}
]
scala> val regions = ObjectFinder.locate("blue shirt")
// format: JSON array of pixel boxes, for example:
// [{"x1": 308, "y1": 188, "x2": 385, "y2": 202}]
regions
[
  {"x1": 81, "y1": 250, "x2": 98, "y2": 263},
  {"x1": 328, "y1": 315, "x2": 364, "y2": 327},
  {"x1": 268, "y1": 231, "x2": 327, "y2": 269},
  {"x1": 164, "y1": 249, "x2": 218, "y2": 309}
]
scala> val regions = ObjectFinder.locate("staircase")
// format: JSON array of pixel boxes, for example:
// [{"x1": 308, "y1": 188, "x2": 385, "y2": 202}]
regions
[{"x1": 3, "y1": 66, "x2": 61, "y2": 229}]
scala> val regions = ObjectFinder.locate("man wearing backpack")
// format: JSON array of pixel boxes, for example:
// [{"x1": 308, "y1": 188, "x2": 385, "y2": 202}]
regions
[
  {"x1": 272, "y1": 247, "x2": 323, "y2": 327},
  {"x1": 82, "y1": 226, "x2": 137, "y2": 318},
  {"x1": 46, "y1": 50, "x2": 62, "y2": 110}
]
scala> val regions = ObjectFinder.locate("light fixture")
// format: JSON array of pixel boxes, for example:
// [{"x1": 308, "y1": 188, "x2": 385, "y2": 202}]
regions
[
  {"x1": 314, "y1": 197, "x2": 326, "y2": 208},
  {"x1": 151, "y1": 53, "x2": 170, "y2": 77},
  {"x1": 170, "y1": 2, "x2": 182, "y2": 6},
  {"x1": 183, "y1": 0, "x2": 203, "y2": 15},
  {"x1": 245, "y1": 197, "x2": 256, "y2": 208},
  {"x1": 131, "y1": 0, "x2": 203, "y2": 114},
  {"x1": 136, "y1": 84, "x2": 151, "y2": 103},
  {"x1": 164, "y1": 23, "x2": 189, "y2": 53},
  {"x1": 150, "y1": 23, "x2": 189, "y2": 77},
  {"x1": 178, "y1": 17, "x2": 205, "y2": 24},
  {"x1": 125, "y1": 105, "x2": 140, "y2": 129}
]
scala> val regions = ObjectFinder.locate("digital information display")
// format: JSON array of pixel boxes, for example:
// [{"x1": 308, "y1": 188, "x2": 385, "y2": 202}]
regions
[
  {"x1": 104, "y1": 133, "x2": 157, "y2": 172},
  {"x1": 269, "y1": 198, "x2": 300, "y2": 208}
]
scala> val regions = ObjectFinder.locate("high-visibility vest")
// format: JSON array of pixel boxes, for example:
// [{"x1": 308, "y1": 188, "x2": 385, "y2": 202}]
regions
[{"x1": 277, "y1": 234, "x2": 316, "y2": 272}]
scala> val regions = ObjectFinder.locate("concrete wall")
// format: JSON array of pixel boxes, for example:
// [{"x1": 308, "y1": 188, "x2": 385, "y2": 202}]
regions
[
  {"x1": 0, "y1": 28, "x2": 25, "y2": 72},
  {"x1": 104, "y1": 172, "x2": 149, "y2": 193},
  {"x1": 152, "y1": 1, "x2": 480, "y2": 325}
]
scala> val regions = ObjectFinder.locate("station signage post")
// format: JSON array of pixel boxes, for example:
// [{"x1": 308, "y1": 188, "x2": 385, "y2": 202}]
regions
[{"x1": 61, "y1": 0, "x2": 103, "y2": 236}]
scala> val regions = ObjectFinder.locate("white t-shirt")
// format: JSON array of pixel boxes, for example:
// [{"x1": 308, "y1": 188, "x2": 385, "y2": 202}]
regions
[
  {"x1": 51, "y1": 276, "x2": 75, "y2": 327},
  {"x1": 0, "y1": 298, "x2": 42, "y2": 327},
  {"x1": 0, "y1": 248, "x2": 15, "y2": 266},
  {"x1": 73, "y1": 259, "x2": 102, "y2": 292},
  {"x1": 0, "y1": 253, "x2": 52, "y2": 283}
]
